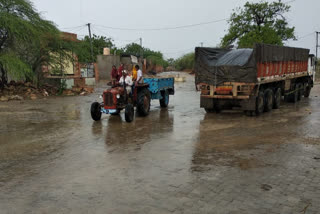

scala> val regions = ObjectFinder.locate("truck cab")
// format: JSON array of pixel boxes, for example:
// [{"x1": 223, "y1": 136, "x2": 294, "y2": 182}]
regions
[{"x1": 308, "y1": 54, "x2": 316, "y2": 82}]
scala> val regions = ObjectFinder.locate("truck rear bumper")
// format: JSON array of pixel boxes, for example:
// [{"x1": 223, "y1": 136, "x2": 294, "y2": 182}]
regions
[
  {"x1": 201, "y1": 96, "x2": 256, "y2": 111},
  {"x1": 201, "y1": 95, "x2": 250, "y2": 99}
]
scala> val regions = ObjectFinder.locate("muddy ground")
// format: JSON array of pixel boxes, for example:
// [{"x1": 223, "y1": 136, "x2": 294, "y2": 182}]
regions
[{"x1": 0, "y1": 72, "x2": 320, "y2": 214}]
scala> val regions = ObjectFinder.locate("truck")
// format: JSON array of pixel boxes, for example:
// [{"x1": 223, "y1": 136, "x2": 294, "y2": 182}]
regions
[
  {"x1": 195, "y1": 44, "x2": 316, "y2": 115},
  {"x1": 90, "y1": 77, "x2": 174, "y2": 122}
]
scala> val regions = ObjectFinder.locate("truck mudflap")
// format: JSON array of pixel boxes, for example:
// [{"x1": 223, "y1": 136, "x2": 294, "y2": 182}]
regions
[{"x1": 240, "y1": 96, "x2": 256, "y2": 111}]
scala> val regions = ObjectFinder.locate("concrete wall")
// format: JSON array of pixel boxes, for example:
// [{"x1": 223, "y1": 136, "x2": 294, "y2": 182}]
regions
[
  {"x1": 97, "y1": 55, "x2": 120, "y2": 81},
  {"x1": 85, "y1": 78, "x2": 96, "y2": 86},
  {"x1": 64, "y1": 79, "x2": 74, "y2": 89}
]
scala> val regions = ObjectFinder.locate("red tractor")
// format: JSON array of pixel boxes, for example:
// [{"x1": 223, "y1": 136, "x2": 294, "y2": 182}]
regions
[
  {"x1": 91, "y1": 82, "x2": 151, "y2": 123},
  {"x1": 91, "y1": 77, "x2": 175, "y2": 122}
]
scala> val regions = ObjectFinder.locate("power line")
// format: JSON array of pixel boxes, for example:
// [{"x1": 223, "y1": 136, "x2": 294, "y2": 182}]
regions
[
  {"x1": 92, "y1": 25, "x2": 139, "y2": 43},
  {"x1": 60, "y1": 25, "x2": 87, "y2": 30},
  {"x1": 95, "y1": 18, "x2": 227, "y2": 31},
  {"x1": 297, "y1": 31, "x2": 315, "y2": 40}
]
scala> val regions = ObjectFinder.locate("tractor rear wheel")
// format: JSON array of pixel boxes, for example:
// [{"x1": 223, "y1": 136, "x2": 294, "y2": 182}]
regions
[
  {"x1": 91, "y1": 102, "x2": 102, "y2": 121},
  {"x1": 125, "y1": 104, "x2": 134, "y2": 123},
  {"x1": 160, "y1": 90, "x2": 169, "y2": 108},
  {"x1": 137, "y1": 88, "x2": 151, "y2": 116}
]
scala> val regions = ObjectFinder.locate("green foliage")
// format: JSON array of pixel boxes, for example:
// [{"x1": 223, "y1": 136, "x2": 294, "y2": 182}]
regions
[
  {"x1": 221, "y1": 1, "x2": 296, "y2": 48},
  {"x1": 74, "y1": 34, "x2": 114, "y2": 63},
  {"x1": 0, "y1": 0, "x2": 64, "y2": 85},
  {"x1": 166, "y1": 58, "x2": 175, "y2": 66},
  {"x1": 0, "y1": 53, "x2": 32, "y2": 80},
  {"x1": 174, "y1": 53, "x2": 195, "y2": 70},
  {"x1": 120, "y1": 43, "x2": 169, "y2": 68}
]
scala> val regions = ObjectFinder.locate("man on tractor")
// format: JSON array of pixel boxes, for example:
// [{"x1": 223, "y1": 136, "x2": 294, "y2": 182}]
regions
[
  {"x1": 119, "y1": 70, "x2": 133, "y2": 94},
  {"x1": 135, "y1": 65, "x2": 143, "y2": 86}
]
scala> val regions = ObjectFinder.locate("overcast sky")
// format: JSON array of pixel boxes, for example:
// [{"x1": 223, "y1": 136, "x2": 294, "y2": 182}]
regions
[{"x1": 31, "y1": 0, "x2": 320, "y2": 59}]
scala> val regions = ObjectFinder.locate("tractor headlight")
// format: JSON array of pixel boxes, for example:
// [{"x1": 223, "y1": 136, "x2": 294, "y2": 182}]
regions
[{"x1": 116, "y1": 94, "x2": 120, "y2": 99}]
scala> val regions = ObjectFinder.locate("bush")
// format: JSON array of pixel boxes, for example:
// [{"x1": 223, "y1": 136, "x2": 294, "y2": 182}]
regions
[{"x1": 174, "y1": 53, "x2": 195, "y2": 70}]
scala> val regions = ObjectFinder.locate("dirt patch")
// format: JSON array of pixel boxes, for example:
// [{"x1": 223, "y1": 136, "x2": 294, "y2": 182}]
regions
[{"x1": 0, "y1": 81, "x2": 93, "y2": 101}]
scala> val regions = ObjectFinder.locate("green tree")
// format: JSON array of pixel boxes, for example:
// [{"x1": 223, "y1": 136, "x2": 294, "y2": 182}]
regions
[
  {"x1": 221, "y1": 1, "x2": 296, "y2": 48},
  {"x1": 74, "y1": 34, "x2": 114, "y2": 63},
  {"x1": 120, "y1": 43, "x2": 168, "y2": 68},
  {"x1": 174, "y1": 53, "x2": 195, "y2": 71},
  {"x1": 0, "y1": 0, "x2": 62, "y2": 86}
]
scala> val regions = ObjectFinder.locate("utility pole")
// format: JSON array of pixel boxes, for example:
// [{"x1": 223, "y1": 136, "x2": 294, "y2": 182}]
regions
[
  {"x1": 316, "y1": 32, "x2": 319, "y2": 70},
  {"x1": 316, "y1": 32, "x2": 319, "y2": 60},
  {"x1": 200, "y1": 42, "x2": 203, "y2": 47},
  {"x1": 87, "y1": 23, "x2": 94, "y2": 62},
  {"x1": 139, "y1": 37, "x2": 143, "y2": 58}
]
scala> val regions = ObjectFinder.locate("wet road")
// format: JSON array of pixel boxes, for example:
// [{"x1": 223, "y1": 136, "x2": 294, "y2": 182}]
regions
[{"x1": 0, "y1": 72, "x2": 320, "y2": 214}]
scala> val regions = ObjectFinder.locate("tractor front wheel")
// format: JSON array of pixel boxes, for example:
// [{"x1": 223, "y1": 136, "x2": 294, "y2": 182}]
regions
[
  {"x1": 91, "y1": 102, "x2": 102, "y2": 121},
  {"x1": 125, "y1": 104, "x2": 134, "y2": 123}
]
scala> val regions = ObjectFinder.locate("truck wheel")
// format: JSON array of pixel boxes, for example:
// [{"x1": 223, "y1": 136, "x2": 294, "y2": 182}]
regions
[
  {"x1": 297, "y1": 83, "x2": 303, "y2": 101},
  {"x1": 160, "y1": 90, "x2": 169, "y2": 108},
  {"x1": 125, "y1": 104, "x2": 134, "y2": 122},
  {"x1": 264, "y1": 89, "x2": 274, "y2": 112},
  {"x1": 255, "y1": 91, "x2": 265, "y2": 115},
  {"x1": 205, "y1": 108, "x2": 215, "y2": 113},
  {"x1": 273, "y1": 88, "x2": 281, "y2": 109},
  {"x1": 291, "y1": 87, "x2": 299, "y2": 103},
  {"x1": 137, "y1": 88, "x2": 151, "y2": 116},
  {"x1": 304, "y1": 86, "x2": 311, "y2": 98},
  {"x1": 91, "y1": 102, "x2": 102, "y2": 121}
]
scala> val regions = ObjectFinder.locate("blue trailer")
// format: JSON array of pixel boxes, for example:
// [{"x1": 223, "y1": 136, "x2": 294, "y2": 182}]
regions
[
  {"x1": 144, "y1": 77, "x2": 175, "y2": 107},
  {"x1": 91, "y1": 77, "x2": 175, "y2": 122}
]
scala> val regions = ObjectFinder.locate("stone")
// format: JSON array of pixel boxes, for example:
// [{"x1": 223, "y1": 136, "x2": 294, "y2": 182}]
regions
[
  {"x1": 9, "y1": 95, "x2": 23, "y2": 101},
  {"x1": 0, "y1": 96, "x2": 9, "y2": 102},
  {"x1": 30, "y1": 94, "x2": 37, "y2": 100}
]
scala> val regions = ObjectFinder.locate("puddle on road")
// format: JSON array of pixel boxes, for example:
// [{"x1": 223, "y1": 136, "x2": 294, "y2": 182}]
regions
[{"x1": 0, "y1": 72, "x2": 319, "y2": 185}]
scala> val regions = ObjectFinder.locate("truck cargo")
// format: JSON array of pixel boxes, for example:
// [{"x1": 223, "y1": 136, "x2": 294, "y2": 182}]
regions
[{"x1": 195, "y1": 44, "x2": 316, "y2": 115}]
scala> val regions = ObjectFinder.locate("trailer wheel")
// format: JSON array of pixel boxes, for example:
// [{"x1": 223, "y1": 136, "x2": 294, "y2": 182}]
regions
[
  {"x1": 160, "y1": 90, "x2": 169, "y2": 108},
  {"x1": 273, "y1": 88, "x2": 281, "y2": 109},
  {"x1": 137, "y1": 88, "x2": 151, "y2": 116},
  {"x1": 125, "y1": 104, "x2": 134, "y2": 123},
  {"x1": 264, "y1": 89, "x2": 274, "y2": 112},
  {"x1": 91, "y1": 102, "x2": 102, "y2": 121},
  {"x1": 304, "y1": 86, "x2": 311, "y2": 98},
  {"x1": 256, "y1": 91, "x2": 265, "y2": 115}
]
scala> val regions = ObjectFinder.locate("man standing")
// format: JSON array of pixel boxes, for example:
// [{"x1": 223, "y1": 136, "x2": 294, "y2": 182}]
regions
[
  {"x1": 111, "y1": 65, "x2": 118, "y2": 85},
  {"x1": 135, "y1": 65, "x2": 143, "y2": 86},
  {"x1": 117, "y1": 63, "x2": 124, "y2": 81}
]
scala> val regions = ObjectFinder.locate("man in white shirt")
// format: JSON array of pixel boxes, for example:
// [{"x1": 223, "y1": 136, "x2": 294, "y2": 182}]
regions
[
  {"x1": 135, "y1": 65, "x2": 143, "y2": 86},
  {"x1": 119, "y1": 70, "x2": 133, "y2": 94}
]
